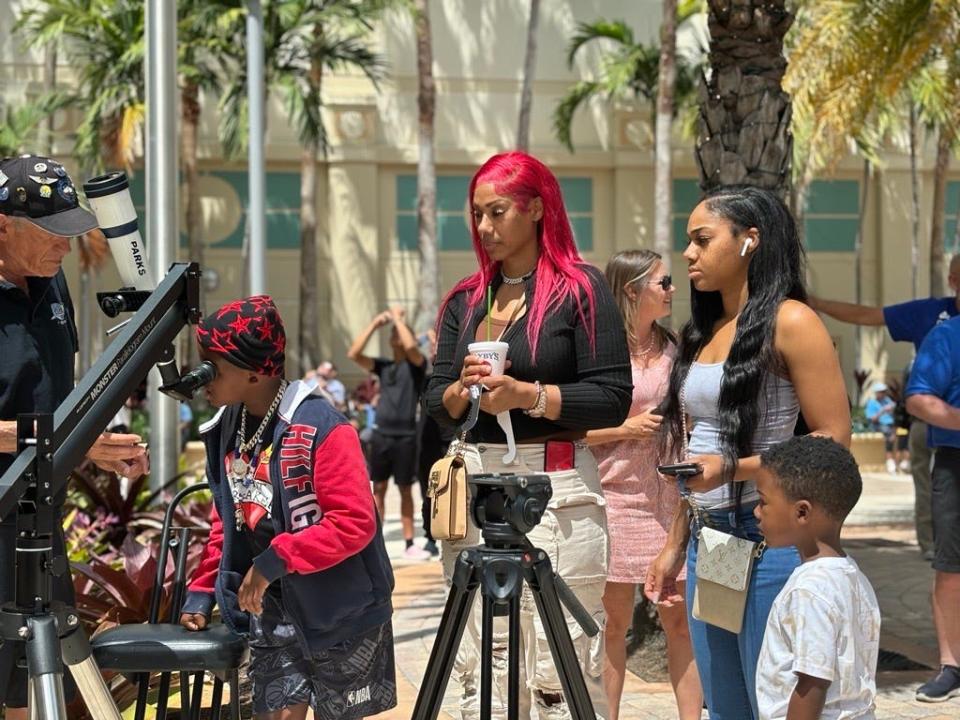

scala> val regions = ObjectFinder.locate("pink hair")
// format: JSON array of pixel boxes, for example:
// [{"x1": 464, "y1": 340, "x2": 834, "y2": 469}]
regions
[{"x1": 437, "y1": 151, "x2": 596, "y2": 359}]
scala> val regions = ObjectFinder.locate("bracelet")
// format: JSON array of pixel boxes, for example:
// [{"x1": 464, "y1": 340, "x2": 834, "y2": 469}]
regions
[{"x1": 524, "y1": 381, "x2": 547, "y2": 418}]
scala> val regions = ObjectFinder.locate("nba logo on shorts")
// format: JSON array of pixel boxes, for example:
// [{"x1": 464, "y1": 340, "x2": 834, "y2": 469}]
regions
[{"x1": 346, "y1": 685, "x2": 371, "y2": 707}]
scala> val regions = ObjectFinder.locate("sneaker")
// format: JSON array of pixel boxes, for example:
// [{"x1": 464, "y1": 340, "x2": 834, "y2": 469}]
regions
[
  {"x1": 886, "y1": 458, "x2": 897, "y2": 474},
  {"x1": 403, "y1": 544, "x2": 432, "y2": 561},
  {"x1": 899, "y1": 459, "x2": 911, "y2": 473},
  {"x1": 423, "y1": 539, "x2": 439, "y2": 556},
  {"x1": 916, "y1": 665, "x2": 960, "y2": 702}
]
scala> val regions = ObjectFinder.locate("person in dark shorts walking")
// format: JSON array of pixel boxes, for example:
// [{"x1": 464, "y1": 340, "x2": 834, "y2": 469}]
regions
[
  {"x1": 181, "y1": 296, "x2": 396, "y2": 720},
  {"x1": 905, "y1": 315, "x2": 960, "y2": 703},
  {"x1": 348, "y1": 305, "x2": 431, "y2": 560}
]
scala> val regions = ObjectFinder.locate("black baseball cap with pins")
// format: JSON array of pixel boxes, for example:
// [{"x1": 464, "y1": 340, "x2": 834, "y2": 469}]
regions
[{"x1": 0, "y1": 154, "x2": 98, "y2": 237}]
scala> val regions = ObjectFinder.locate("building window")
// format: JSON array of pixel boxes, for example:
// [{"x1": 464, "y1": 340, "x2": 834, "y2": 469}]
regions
[
  {"x1": 945, "y1": 181, "x2": 960, "y2": 254},
  {"x1": 396, "y1": 175, "x2": 593, "y2": 253},
  {"x1": 804, "y1": 180, "x2": 859, "y2": 252},
  {"x1": 129, "y1": 171, "x2": 302, "y2": 249},
  {"x1": 673, "y1": 179, "x2": 701, "y2": 251}
]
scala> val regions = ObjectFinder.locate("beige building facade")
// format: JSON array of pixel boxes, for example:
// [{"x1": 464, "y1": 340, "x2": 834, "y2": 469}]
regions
[{"x1": 1, "y1": 0, "x2": 958, "y2": 396}]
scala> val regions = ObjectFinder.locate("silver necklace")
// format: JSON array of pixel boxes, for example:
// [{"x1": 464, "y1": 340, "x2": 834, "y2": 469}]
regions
[
  {"x1": 500, "y1": 269, "x2": 533, "y2": 285},
  {"x1": 231, "y1": 380, "x2": 287, "y2": 477},
  {"x1": 630, "y1": 330, "x2": 657, "y2": 360}
]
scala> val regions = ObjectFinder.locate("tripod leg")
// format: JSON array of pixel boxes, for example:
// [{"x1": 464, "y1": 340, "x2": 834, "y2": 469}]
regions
[
  {"x1": 507, "y1": 595, "x2": 520, "y2": 720},
  {"x1": 61, "y1": 625, "x2": 123, "y2": 720},
  {"x1": 25, "y1": 615, "x2": 67, "y2": 720},
  {"x1": 525, "y1": 557, "x2": 597, "y2": 720},
  {"x1": 412, "y1": 550, "x2": 481, "y2": 720},
  {"x1": 480, "y1": 594, "x2": 493, "y2": 720}
]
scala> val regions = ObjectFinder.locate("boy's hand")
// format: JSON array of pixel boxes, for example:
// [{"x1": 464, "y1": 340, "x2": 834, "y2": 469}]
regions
[
  {"x1": 179, "y1": 612, "x2": 207, "y2": 631},
  {"x1": 238, "y1": 566, "x2": 270, "y2": 615}
]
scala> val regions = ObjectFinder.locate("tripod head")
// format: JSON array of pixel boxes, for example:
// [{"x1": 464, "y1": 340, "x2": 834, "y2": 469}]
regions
[{"x1": 469, "y1": 472, "x2": 552, "y2": 548}]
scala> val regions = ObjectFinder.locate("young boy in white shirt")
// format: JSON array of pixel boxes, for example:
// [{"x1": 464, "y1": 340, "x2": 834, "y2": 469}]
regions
[{"x1": 754, "y1": 436, "x2": 881, "y2": 720}]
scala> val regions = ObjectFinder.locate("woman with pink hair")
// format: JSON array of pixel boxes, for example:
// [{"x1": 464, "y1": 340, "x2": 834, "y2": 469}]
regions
[{"x1": 425, "y1": 151, "x2": 632, "y2": 719}]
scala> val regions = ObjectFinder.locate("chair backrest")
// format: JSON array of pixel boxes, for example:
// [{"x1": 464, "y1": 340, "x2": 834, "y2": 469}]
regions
[{"x1": 148, "y1": 482, "x2": 211, "y2": 624}]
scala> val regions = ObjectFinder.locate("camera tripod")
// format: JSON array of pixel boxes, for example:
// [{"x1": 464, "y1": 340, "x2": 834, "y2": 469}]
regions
[{"x1": 412, "y1": 516, "x2": 600, "y2": 720}]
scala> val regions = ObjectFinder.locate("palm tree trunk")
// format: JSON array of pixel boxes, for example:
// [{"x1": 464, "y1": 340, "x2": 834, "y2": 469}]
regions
[
  {"x1": 854, "y1": 160, "x2": 871, "y2": 399},
  {"x1": 695, "y1": 1, "x2": 794, "y2": 199},
  {"x1": 181, "y1": 80, "x2": 204, "y2": 367},
  {"x1": 299, "y1": 140, "x2": 320, "y2": 375},
  {"x1": 41, "y1": 45, "x2": 56, "y2": 154},
  {"x1": 654, "y1": 0, "x2": 677, "y2": 274},
  {"x1": 298, "y1": 48, "x2": 322, "y2": 376},
  {"x1": 516, "y1": 0, "x2": 541, "y2": 152},
  {"x1": 930, "y1": 125, "x2": 952, "y2": 297},
  {"x1": 414, "y1": 0, "x2": 439, "y2": 334},
  {"x1": 909, "y1": 105, "x2": 920, "y2": 298}
]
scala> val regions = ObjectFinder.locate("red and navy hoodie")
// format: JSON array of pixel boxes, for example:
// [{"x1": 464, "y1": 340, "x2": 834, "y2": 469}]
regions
[{"x1": 182, "y1": 380, "x2": 394, "y2": 651}]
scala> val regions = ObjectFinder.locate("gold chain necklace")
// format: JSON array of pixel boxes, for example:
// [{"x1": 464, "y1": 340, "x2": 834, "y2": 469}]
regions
[{"x1": 231, "y1": 380, "x2": 287, "y2": 477}]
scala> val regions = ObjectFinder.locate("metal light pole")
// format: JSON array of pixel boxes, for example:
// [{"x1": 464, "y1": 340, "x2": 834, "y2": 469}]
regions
[
  {"x1": 247, "y1": 0, "x2": 267, "y2": 295},
  {"x1": 146, "y1": 0, "x2": 179, "y2": 492}
]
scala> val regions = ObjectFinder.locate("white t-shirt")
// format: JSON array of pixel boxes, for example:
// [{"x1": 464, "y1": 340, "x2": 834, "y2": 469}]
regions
[{"x1": 757, "y1": 556, "x2": 880, "y2": 720}]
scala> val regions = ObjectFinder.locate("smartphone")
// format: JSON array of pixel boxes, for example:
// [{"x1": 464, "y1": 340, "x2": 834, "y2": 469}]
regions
[
  {"x1": 544, "y1": 440, "x2": 576, "y2": 472},
  {"x1": 656, "y1": 462, "x2": 703, "y2": 477}
]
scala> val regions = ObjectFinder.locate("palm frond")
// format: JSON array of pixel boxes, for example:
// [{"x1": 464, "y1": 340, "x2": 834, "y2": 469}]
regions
[
  {"x1": 566, "y1": 19, "x2": 634, "y2": 68},
  {"x1": 552, "y1": 80, "x2": 602, "y2": 152}
]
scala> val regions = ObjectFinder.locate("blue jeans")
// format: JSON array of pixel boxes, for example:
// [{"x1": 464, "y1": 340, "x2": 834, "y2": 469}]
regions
[{"x1": 685, "y1": 502, "x2": 800, "y2": 720}]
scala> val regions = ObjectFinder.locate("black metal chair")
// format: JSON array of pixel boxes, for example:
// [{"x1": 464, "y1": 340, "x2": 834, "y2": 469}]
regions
[{"x1": 91, "y1": 483, "x2": 247, "y2": 720}]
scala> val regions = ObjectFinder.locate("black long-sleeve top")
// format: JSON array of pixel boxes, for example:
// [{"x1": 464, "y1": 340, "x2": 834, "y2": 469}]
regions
[{"x1": 424, "y1": 264, "x2": 633, "y2": 443}]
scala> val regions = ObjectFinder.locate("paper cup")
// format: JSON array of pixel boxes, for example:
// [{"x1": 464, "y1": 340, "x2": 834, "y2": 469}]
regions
[{"x1": 467, "y1": 341, "x2": 509, "y2": 376}]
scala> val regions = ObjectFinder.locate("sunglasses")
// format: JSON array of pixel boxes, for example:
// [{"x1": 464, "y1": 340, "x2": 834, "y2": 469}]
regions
[{"x1": 648, "y1": 275, "x2": 672, "y2": 290}]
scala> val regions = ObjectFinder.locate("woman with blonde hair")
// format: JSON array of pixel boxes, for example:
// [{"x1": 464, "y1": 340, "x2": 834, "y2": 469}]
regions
[{"x1": 587, "y1": 250, "x2": 702, "y2": 719}]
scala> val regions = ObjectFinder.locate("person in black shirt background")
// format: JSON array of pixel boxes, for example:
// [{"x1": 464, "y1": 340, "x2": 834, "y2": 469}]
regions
[
  {"x1": 0, "y1": 154, "x2": 148, "y2": 719},
  {"x1": 348, "y1": 305, "x2": 431, "y2": 560},
  {"x1": 424, "y1": 150, "x2": 632, "y2": 719}
]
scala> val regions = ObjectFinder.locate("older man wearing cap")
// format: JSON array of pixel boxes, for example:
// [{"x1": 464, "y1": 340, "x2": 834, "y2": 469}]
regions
[{"x1": 0, "y1": 154, "x2": 148, "y2": 717}]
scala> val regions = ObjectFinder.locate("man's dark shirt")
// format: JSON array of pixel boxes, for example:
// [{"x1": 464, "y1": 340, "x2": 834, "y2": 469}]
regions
[
  {"x1": 0, "y1": 271, "x2": 77, "y2": 477},
  {"x1": 372, "y1": 357, "x2": 425, "y2": 436}
]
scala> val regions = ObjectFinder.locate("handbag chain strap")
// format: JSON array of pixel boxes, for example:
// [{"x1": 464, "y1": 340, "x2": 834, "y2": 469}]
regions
[{"x1": 679, "y1": 372, "x2": 708, "y2": 537}]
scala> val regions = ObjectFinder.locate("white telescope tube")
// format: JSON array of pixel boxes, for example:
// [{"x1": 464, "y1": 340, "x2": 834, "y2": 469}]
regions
[{"x1": 82, "y1": 172, "x2": 153, "y2": 291}]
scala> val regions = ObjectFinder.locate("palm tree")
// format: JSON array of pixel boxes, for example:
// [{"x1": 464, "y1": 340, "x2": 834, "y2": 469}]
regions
[
  {"x1": 15, "y1": 0, "x2": 146, "y2": 172},
  {"x1": 553, "y1": 18, "x2": 700, "y2": 153},
  {"x1": 178, "y1": 1, "x2": 245, "y2": 319},
  {"x1": 695, "y1": 0, "x2": 794, "y2": 197},
  {"x1": 654, "y1": 0, "x2": 679, "y2": 272},
  {"x1": 516, "y1": 0, "x2": 541, "y2": 151},
  {"x1": 0, "y1": 93, "x2": 71, "y2": 157},
  {"x1": 786, "y1": 0, "x2": 960, "y2": 289},
  {"x1": 217, "y1": 1, "x2": 385, "y2": 375},
  {"x1": 413, "y1": 0, "x2": 438, "y2": 333}
]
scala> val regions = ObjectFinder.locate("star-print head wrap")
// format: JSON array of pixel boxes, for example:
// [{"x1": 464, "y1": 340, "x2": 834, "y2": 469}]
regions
[{"x1": 196, "y1": 295, "x2": 286, "y2": 376}]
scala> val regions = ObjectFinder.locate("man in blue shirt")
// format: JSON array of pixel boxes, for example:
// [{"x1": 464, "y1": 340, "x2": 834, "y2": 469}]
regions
[
  {"x1": 905, "y1": 316, "x2": 960, "y2": 702},
  {"x1": 809, "y1": 255, "x2": 960, "y2": 558}
]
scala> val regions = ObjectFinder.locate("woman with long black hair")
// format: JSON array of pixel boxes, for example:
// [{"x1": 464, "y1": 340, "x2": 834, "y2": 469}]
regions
[{"x1": 644, "y1": 185, "x2": 851, "y2": 720}]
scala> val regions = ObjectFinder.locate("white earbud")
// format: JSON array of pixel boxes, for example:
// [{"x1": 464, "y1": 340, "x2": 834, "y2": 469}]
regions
[{"x1": 740, "y1": 238, "x2": 751, "y2": 257}]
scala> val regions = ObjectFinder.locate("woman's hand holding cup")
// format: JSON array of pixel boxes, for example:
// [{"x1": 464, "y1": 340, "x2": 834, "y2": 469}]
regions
[
  {"x1": 476, "y1": 372, "x2": 526, "y2": 414},
  {"x1": 457, "y1": 354, "x2": 492, "y2": 397}
]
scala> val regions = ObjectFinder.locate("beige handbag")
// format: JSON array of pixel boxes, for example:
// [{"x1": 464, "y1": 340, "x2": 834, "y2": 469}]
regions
[
  {"x1": 691, "y1": 526, "x2": 763, "y2": 634},
  {"x1": 427, "y1": 435, "x2": 468, "y2": 540}
]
